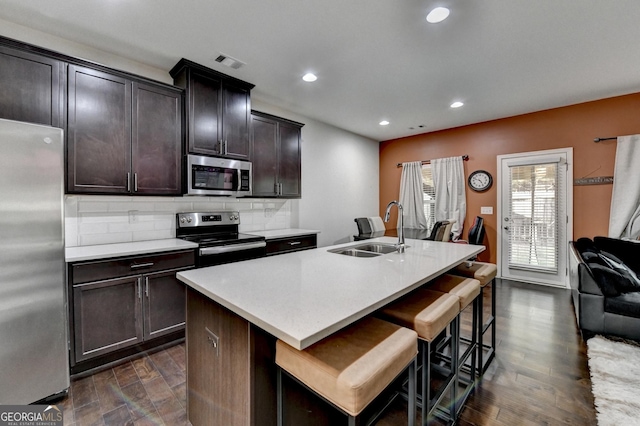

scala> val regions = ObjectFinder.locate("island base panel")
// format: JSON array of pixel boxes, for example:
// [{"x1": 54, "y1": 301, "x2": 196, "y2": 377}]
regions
[
  {"x1": 186, "y1": 287, "x2": 366, "y2": 425},
  {"x1": 186, "y1": 288, "x2": 250, "y2": 426}
]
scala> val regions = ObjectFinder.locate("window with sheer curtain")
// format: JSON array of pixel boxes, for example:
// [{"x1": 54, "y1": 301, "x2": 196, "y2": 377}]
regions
[{"x1": 422, "y1": 165, "x2": 436, "y2": 233}]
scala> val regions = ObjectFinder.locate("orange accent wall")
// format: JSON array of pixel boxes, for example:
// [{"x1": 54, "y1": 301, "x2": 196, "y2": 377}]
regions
[{"x1": 379, "y1": 92, "x2": 640, "y2": 263}]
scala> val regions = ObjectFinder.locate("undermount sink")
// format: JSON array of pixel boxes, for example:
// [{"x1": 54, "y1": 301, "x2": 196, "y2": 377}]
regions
[{"x1": 328, "y1": 242, "x2": 401, "y2": 257}]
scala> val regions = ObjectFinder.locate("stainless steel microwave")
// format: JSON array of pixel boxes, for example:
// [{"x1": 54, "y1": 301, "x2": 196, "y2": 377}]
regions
[{"x1": 186, "y1": 154, "x2": 252, "y2": 197}]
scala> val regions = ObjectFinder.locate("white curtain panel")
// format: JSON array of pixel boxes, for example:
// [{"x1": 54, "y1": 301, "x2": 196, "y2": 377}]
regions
[
  {"x1": 399, "y1": 161, "x2": 428, "y2": 229},
  {"x1": 432, "y1": 156, "x2": 467, "y2": 240},
  {"x1": 609, "y1": 134, "x2": 640, "y2": 239}
]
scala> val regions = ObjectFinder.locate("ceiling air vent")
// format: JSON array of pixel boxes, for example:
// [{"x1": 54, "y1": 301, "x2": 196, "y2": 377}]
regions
[{"x1": 215, "y1": 54, "x2": 246, "y2": 70}]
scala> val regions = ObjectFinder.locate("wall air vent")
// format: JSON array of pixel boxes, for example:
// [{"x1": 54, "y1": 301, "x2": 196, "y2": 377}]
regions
[{"x1": 215, "y1": 54, "x2": 246, "y2": 70}]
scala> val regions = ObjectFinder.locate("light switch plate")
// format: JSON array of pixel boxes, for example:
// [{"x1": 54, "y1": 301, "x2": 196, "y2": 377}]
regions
[{"x1": 481, "y1": 206, "x2": 493, "y2": 215}]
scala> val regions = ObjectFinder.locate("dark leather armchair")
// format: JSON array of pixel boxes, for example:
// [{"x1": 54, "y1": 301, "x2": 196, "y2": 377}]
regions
[{"x1": 569, "y1": 236, "x2": 640, "y2": 340}]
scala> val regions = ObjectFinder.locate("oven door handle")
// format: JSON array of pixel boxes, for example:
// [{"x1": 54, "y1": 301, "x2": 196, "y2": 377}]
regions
[{"x1": 199, "y1": 241, "x2": 267, "y2": 256}]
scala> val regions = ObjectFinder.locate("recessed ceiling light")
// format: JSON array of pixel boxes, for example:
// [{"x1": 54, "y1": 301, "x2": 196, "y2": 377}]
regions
[
  {"x1": 302, "y1": 73, "x2": 317, "y2": 82},
  {"x1": 379, "y1": 120, "x2": 390, "y2": 126},
  {"x1": 450, "y1": 101, "x2": 464, "y2": 108},
  {"x1": 427, "y1": 7, "x2": 450, "y2": 23}
]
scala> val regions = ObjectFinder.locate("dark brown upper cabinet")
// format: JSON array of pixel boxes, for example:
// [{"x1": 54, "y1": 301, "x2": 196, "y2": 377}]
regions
[
  {"x1": 170, "y1": 58, "x2": 254, "y2": 160},
  {"x1": 250, "y1": 111, "x2": 304, "y2": 198},
  {"x1": 0, "y1": 44, "x2": 64, "y2": 128},
  {"x1": 67, "y1": 65, "x2": 183, "y2": 195}
]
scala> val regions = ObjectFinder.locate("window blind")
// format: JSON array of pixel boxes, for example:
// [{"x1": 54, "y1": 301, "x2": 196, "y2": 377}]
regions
[{"x1": 508, "y1": 162, "x2": 559, "y2": 273}]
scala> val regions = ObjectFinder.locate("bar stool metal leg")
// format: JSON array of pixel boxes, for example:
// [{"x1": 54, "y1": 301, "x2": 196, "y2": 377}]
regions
[{"x1": 478, "y1": 278, "x2": 496, "y2": 375}]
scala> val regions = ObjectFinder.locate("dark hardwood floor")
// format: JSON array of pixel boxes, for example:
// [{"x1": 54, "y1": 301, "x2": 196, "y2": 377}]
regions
[{"x1": 59, "y1": 278, "x2": 597, "y2": 425}]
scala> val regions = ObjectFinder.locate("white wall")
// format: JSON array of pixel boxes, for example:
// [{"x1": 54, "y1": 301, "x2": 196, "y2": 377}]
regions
[
  {"x1": 252, "y1": 100, "x2": 379, "y2": 246},
  {"x1": 1, "y1": 20, "x2": 380, "y2": 248}
]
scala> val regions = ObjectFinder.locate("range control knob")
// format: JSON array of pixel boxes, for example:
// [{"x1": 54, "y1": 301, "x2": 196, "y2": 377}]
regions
[
  {"x1": 187, "y1": 217, "x2": 192, "y2": 223},
  {"x1": 180, "y1": 217, "x2": 186, "y2": 224}
]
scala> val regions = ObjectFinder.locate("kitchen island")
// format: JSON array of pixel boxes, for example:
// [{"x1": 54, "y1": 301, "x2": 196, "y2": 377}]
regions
[{"x1": 177, "y1": 237, "x2": 483, "y2": 425}]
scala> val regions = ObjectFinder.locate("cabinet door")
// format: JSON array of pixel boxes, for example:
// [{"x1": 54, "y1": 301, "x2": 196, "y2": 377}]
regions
[
  {"x1": 278, "y1": 121, "x2": 302, "y2": 198},
  {"x1": 73, "y1": 276, "x2": 143, "y2": 362},
  {"x1": 222, "y1": 81, "x2": 251, "y2": 159},
  {"x1": 67, "y1": 65, "x2": 131, "y2": 193},
  {"x1": 189, "y1": 70, "x2": 222, "y2": 155},
  {"x1": 250, "y1": 114, "x2": 278, "y2": 197},
  {"x1": 132, "y1": 82, "x2": 182, "y2": 195},
  {"x1": 0, "y1": 45, "x2": 63, "y2": 127},
  {"x1": 143, "y1": 269, "x2": 187, "y2": 340}
]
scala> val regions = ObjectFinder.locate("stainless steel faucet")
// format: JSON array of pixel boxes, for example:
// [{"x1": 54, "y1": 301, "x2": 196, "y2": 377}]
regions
[{"x1": 383, "y1": 200, "x2": 405, "y2": 253}]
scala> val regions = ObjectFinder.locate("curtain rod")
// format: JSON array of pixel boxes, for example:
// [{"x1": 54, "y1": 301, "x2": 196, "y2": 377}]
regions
[
  {"x1": 396, "y1": 155, "x2": 468, "y2": 168},
  {"x1": 593, "y1": 137, "x2": 617, "y2": 143}
]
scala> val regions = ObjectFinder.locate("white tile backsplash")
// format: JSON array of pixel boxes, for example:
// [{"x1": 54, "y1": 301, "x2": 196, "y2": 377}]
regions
[{"x1": 64, "y1": 195, "x2": 293, "y2": 247}]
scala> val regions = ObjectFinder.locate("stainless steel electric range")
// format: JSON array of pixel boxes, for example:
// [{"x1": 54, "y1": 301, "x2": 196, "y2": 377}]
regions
[{"x1": 176, "y1": 211, "x2": 266, "y2": 268}]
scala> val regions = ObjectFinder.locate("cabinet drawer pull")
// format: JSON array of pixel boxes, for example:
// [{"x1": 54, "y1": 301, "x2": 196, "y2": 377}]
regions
[
  {"x1": 130, "y1": 262, "x2": 154, "y2": 270},
  {"x1": 288, "y1": 241, "x2": 301, "y2": 246}
]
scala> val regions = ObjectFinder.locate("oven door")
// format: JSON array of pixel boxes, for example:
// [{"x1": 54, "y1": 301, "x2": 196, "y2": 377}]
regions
[
  {"x1": 197, "y1": 241, "x2": 266, "y2": 267},
  {"x1": 186, "y1": 154, "x2": 252, "y2": 196}
]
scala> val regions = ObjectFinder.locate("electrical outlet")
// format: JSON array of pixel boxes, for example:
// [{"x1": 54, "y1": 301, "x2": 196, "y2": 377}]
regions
[
  {"x1": 205, "y1": 327, "x2": 219, "y2": 357},
  {"x1": 480, "y1": 206, "x2": 493, "y2": 215},
  {"x1": 128, "y1": 210, "x2": 138, "y2": 223}
]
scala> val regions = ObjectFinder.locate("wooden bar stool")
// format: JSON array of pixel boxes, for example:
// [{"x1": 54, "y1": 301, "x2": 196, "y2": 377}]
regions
[
  {"x1": 377, "y1": 288, "x2": 460, "y2": 425},
  {"x1": 275, "y1": 316, "x2": 418, "y2": 426},
  {"x1": 450, "y1": 261, "x2": 498, "y2": 375},
  {"x1": 428, "y1": 274, "x2": 481, "y2": 417}
]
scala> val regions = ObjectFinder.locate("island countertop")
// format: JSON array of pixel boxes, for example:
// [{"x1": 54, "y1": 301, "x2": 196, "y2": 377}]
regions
[{"x1": 177, "y1": 237, "x2": 483, "y2": 350}]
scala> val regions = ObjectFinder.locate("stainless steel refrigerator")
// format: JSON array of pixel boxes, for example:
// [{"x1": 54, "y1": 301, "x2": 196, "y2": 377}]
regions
[{"x1": 0, "y1": 118, "x2": 69, "y2": 404}]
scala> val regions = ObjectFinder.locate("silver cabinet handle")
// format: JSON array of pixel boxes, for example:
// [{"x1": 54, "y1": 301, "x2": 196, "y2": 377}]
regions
[
  {"x1": 288, "y1": 241, "x2": 301, "y2": 246},
  {"x1": 127, "y1": 172, "x2": 131, "y2": 192},
  {"x1": 274, "y1": 183, "x2": 279, "y2": 195},
  {"x1": 131, "y1": 262, "x2": 154, "y2": 270},
  {"x1": 199, "y1": 241, "x2": 266, "y2": 256},
  {"x1": 137, "y1": 278, "x2": 142, "y2": 299},
  {"x1": 224, "y1": 140, "x2": 228, "y2": 155},
  {"x1": 145, "y1": 276, "x2": 149, "y2": 297},
  {"x1": 134, "y1": 173, "x2": 138, "y2": 192}
]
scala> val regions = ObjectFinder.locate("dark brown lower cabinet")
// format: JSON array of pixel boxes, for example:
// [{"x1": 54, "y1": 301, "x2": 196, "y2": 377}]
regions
[
  {"x1": 143, "y1": 269, "x2": 187, "y2": 340},
  {"x1": 265, "y1": 234, "x2": 317, "y2": 256},
  {"x1": 73, "y1": 276, "x2": 143, "y2": 362},
  {"x1": 69, "y1": 250, "x2": 194, "y2": 370}
]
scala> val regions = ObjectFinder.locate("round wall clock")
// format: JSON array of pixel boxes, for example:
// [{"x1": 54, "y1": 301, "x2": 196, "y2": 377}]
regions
[{"x1": 468, "y1": 170, "x2": 493, "y2": 192}]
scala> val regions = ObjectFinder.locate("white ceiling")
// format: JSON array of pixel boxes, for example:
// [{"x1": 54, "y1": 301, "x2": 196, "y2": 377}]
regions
[{"x1": 2, "y1": 0, "x2": 640, "y2": 141}]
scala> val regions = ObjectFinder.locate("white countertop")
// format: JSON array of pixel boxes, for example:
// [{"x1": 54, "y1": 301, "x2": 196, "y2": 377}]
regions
[
  {"x1": 245, "y1": 228, "x2": 320, "y2": 239},
  {"x1": 177, "y1": 237, "x2": 483, "y2": 350},
  {"x1": 65, "y1": 239, "x2": 198, "y2": 262}
]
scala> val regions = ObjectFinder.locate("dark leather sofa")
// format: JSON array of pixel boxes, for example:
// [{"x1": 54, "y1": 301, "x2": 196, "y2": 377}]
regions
[{"x1": 569, "y1": 236, "x2": 640, "y2": 340}]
